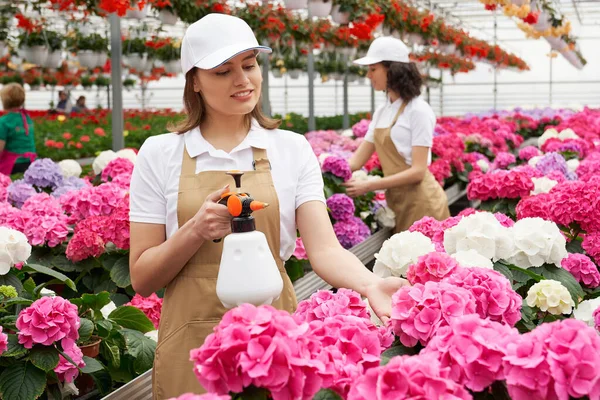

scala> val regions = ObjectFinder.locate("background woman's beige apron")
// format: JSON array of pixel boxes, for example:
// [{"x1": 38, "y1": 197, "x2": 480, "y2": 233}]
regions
[
  {"x1": 374, "y1": 102, "x2": 450, "y2": 233},
  {"x1": 152, "y1": 146, "x2": 297, "y2": 399}
]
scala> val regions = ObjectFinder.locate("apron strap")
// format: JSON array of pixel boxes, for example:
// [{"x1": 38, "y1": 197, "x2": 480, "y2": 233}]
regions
[
  {"x1": 181, "y1": 146, "x2": 196, "y2": 176},
  {"x1": 252, "y1": 147, "x2": 271, "y2": 171},
  {"x1": 389, "y1": 101, "x2": 408, "y2": 128}
]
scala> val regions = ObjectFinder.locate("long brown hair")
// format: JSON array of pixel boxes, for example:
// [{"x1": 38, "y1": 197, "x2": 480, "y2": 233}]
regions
[
  {"x1": 168, "y1": 68, "x2": 281, "y2": 134},
  {"x1": 380, "y1": 61, "x2": 423, "y2": 103}
]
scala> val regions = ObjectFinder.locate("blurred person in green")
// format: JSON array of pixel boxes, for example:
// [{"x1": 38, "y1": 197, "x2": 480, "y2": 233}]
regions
[{"x1": 0, "y1": 83, "x2": 37, "y2": 175}]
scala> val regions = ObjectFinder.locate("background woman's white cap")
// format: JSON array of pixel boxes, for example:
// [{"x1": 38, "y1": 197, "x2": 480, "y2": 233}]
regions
[
  {"x1": 181, "y1": 13, "x2": 272, "y2": 74},
  {"x1": 353, "y1": 36, "x2": 410, "y2": 65}
]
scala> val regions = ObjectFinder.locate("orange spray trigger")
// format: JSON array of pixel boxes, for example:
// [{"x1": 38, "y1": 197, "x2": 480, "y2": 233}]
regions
[
  {"x1": 250, "y1": 201, "x2": 269, "y2": 211},
  {"x1": 227, "y1": 195, "x2": 243, "y2": 217}
]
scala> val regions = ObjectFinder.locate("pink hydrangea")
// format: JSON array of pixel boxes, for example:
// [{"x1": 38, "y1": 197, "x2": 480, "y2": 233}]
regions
[
  {"x1": 16, "y1": 296, "x2": 80, "y2": 348},
  {"x1": 467, "y1": 170, "x2": 534, "y2": 201},
  {"x1": 391, "y1": 281, "x2": 476, "y2": 347},
  {"x1": 422, "y1": 314, "x2": 519, "y2": 392},
  {"x1": 101, "y1": 158, "x2": 134, "y2": 182},
  {"x1": 428, "y1": 158, "x2": 452, "y2": 185},
  {"x1": 22, "y1": 213, "x2": 70, "y2": 248},
  {"x1": 110, "y1": 171, "x2": 132, "y2": 189},
  {"x1": 561, "y1": 253, "x2": 600, "y2": 288},
  {"x1": 351, "y1": 119, "x2": 370, "y2": 138},
  {"x1": 406, "y1": 252, "x2": 460, "y2": 285},
  {"x1": 55, "y1": 338, "x2": 85, "y2": 383},
  {"x1": 190, "y1": 304, "x2": 327, "y2": 400},
  {"x1": 0, "y1": 172, "x2": 11, "y2": 189},
  {"x1": 444, "y1": 267, "x2": 522, "y2": 327},
  {"x1": 347, "y1": 353, "x2": 472, "y2": 400},
  {"x1": 293, "y1": 237, "x2": 308, "y2": 260},
  {"x1": 408, "y1": 216, "x2": 442, "y2": 240},
  {"x1": 103, "y1": 196, "x2": 130, "y2": 249},
  {"x1": 593, "y1": 307, "x2": 600, "y2": 332},
  {"x1": 168, "y1": 395, "x2": 231, "y2": 400},
  {"x1": 62, "y1": 183, "x2": 126, "y2": 224},
  {"x1": 294, "y1": 289, "x2": 370, "y2": 323},
  {"x1": 518, "y1": 146, "x2": 542, "y2": 161},
  {"x1": 583, "y1": 232, "x2": 600, "y2": 264},
  {"x1": 547, "y1": 180, "x2": 600, "y2": 233},
  {"x1": 494, "y1": 212, "x2": 515, "y2": 227},
  {"x1": 65, "y1": 229, "x2": 105, "y2": 262},
  {"x1": 322, "y1": 156, "x2": 352, "y2": 181},
  {"x1": 127, "y1": 293, "x2": 162, "y2": 329},
  {"x1": 493, "y1": 151, "x2": 516, "y2": 169},
  {"x1": 516, "y1": 193, "x2": 552, "y2": 221},
  {"x1": 21, "y1": 193, "x2": 63, "y2": 217},
  {"x1": 0, "y1": 326, "x2": 7, "y2": 356}
]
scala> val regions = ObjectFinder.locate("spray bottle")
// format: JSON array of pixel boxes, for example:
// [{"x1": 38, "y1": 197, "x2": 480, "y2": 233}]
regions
[{"x1": 215, "y1": 171, "x2": 284, "y2": 309}]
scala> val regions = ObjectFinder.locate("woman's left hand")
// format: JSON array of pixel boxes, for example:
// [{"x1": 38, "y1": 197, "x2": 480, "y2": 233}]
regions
[
  {"x1": 342, "y1": 179, "x2": 372, "y2": 198},
  {"x1": 365, "y1": 277, "x2": 410, "y2": 323}
]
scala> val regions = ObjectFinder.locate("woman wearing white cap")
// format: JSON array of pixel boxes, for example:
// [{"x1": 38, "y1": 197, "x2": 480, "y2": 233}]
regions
[
  {"x1": 344, "y1": 36, "x2": 450, "y2": 233},
  {"x1": 128, "y1": 14, "x2": 408, "y2": 398}
]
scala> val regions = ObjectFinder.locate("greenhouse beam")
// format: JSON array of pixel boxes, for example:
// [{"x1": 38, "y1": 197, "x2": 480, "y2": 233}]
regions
[
  {"x1": 110, "y1": 13, "x2": 124, "y2": 151},
  {"x1": 261, "y1": 40, "x2": 271, "y2": 117},
  {"x1": 343, "y1": 72, "x2": 349, "y2": 129},
  {"x1": 307, "y1": 7, "x2": 315, "y2": 131}
]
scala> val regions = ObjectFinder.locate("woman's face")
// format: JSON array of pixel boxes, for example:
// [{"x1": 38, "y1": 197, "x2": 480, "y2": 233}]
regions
[
  {"x1": 193, "y1": 50, "x2": 262, "y2": 118},
  {"x1": 366, "y1": 63, "x2": 388, "y2": 91}
]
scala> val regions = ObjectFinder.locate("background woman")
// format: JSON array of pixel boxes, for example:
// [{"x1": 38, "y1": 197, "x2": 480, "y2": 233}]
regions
[{"x1": 0, "y1": 83, "x2": 36, "y2": 175}]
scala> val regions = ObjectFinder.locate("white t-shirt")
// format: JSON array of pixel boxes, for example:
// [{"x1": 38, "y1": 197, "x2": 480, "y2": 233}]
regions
[
  {"x1": 364, "y1": 96, "x2": 436, "y2": 165},
  {"x1": 129, "y1": 120, "x2": 326, "y2": 261}
]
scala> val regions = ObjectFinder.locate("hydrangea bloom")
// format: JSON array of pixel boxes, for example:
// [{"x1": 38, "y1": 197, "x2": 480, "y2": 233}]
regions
[
  {"x1": 406, "y1": 252, "x2": 460, "y2": 285},
  {"x1": 101, "y1": 157, "x2": 134, "y2": 182},
  {"x1": 535, "y1": 152, "x2": 570, "y2": 177},
  {"x1": 444, "y1": 267, "x2": 522, "y2": 326},
  {"x1": 374, "y1": 231, "x2": 436, "y2": 278},
  {"x1": 322, "y1": 156, "x2": 352, "y2": 181},
  {"x1": 16, "y1": 296, "x2": 80, "y2": 348},
  {"x1": 467, "y1": 170, "x2": 534, "y2": 201},
  {"x1": 0, "y1": 326, "x2": 7, "y2": 356},
  {"x1": 7, "y1": 180, "x2": 37, "y2": 208},
  {"x1": 333, "y1": 217, "x2": 370, "y2": 249},
  {"x1": 127, "y1": 293, "x2": 163, "y2": 329},
  {"x1": 55, "y1": 338, "x2": 85, "y2": 383},
  {"x1": 326, "y1": 193, "x2": 355, "y2": 221},
  {"x1": 518, "y1": 146, "x2": 542, "y2": 161},
  {"x1": 561, "y1": 253, "x2": 600, "y2": 288},
  {"x1": 65, "y1": 229, "x2": 105, "y2": 262},
  {"x1": 292, "y1": 237, "x2": 307, "y2": 260},
  {"x1": 351, "y1": 119, "x2": 370, "y2": 138},
  {"x1": 493, "y1": 151, "x2": 516, "y2": 169},
  {"x1": 168, "y1": 395, "x2": 231, "y2": 400},
  {"x1": 294, "y1": 289, "x2": 370, "y2": 323},
  {"x1": 525, "y1": 279, "x2": 574, "y2": 315},
  {"x1": 23, "y1": 158, "x2": 64, "y2": 189}
]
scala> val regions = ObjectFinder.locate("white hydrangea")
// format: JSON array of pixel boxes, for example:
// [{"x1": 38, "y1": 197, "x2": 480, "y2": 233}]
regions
[
  {"x1": 451, "y1": 249, "x2": 494, "y2": 269},
  {"x1": 443, "y1": 212, "x2": 514, "y2": 261},
  {"x1": 0, "y1": 227, "x2": 31, "y2": 275},
  {"x1": 92, "y1": 150, "x2": 118, "y2": 175},
  {"x1": 375, "y1": 207, "x2": 396, "y2": 229},
  {"x1": 341, "y1": 129, "x2": 354, "y2": 138},
  {"x1": 526, "y1": 279, "x2": 574, "y2": 315},
  {"x1": 373, "y1": 231, "x2": 435, "y2": 278},
  {"x1": 351, "y1": 170, "x2": 369, "y2": 181},
  {"x1": 530, "y1": 177, "x2": 558, "y2": 196},
  {"x1": 558, "y1": 128, "x2": 579, "y2": 141},
  {"x1": 145, "y1": 330, "x2": 159, "y2": 342},
  {"x1": 538, "y1": 128, "x2": 559, "y2": 147},
  {"x1": 476, "y1": 159, "x2": 490, "y2": 173},
  {"x1": 506, "y1": 217, "x2": 567, "y2": 269},
  {"x1": 57, "y1": 159, "x2": 82, "y2": 178},
  {"x1": 567, "y1": 158, "x2": 580, "y2": 173},
  {"x1": 528, "y1": 155, "x2": 542, "y2": 167},
  {"x1": 115, "y1": 148, "x2": 138, "y2": 165},
  {"x1": 573, "y1": 298, "x2": 600, "y2": 327}
]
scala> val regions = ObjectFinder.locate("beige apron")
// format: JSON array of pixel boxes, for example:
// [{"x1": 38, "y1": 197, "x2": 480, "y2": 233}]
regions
[
  {"x1": 152, "y1": 145, "x2": 298, "y2": 399},
  {"x1": 374, "y1": 102, "x2": 450, "y2": 233}
]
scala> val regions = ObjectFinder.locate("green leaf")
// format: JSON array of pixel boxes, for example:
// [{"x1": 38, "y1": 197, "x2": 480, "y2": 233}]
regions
[
  {"x1": 106, "y1": 354, "x2": 134, "y2": 383},
  {"x1": 100, "y1": 341, "x2": 121, "y2": 368},
  {"x1": 506, "y1": 264, "x2": 543, "y2": 282},
  {"x1": 110, "y1": 293, "x2": 131, "y2": 307},
  {"x1": 29, "y1": 346, "x2": 59, "y2": 372},
  {"x1": 0, "y1": 361, "x2": 47, "y2": 400},
  {"x1": 566, "y1": 238, "x2": 584, "y2": 254},
  {"x1": 22, "y1": 278, "x2": 36, "y2": 296},
  {"x1": 79, "y1": 318, "x2": 94, "y2": 343},
  {"x1": 234, "y1": 386, "x2": 271, "y2": 400},
  {"x1": 97, "y1": 320, "x2": 114, "y2": 338},
  {"x1": 531, "y1": 264, "x2": 586, "y2": 305},
  {"x1": 95, "y1": 279, "x2": 118, "y2": 294},
  {"x1": 46, "y1": 384, "x2": 62, "y2": 400},
  {"x1": 77, "y1": 292, "x2": 112, "y2": 313},
  {"x1": 493, "y1": 262, "x2": 513, "y2": 282},
  {"x1": 23, "y1": 264, "x2": 76, "y2": 291},
  {"x1": 81, "y1": 356, "x2": 105, "y2": 374},
  {"x1": 0, "y1": 273, "x2": 23, "y2": 295},
  {"x1": 380, "y1": 344, "x2": 418, "y2": 366},
  {"x1": 89, "y1": 369, "x2": 113, "y2": 395},
  {"x1": 3, "y1": 297, "x2": 33, "y2": 307},
  {"x1": 51, "y1": 254, "x2": 79, "y2": 272},
  {"x1": 101, "y1": 254, "x2": 122, "y2": 272},
  {"x1": 313, "y1": 389, "x2": 343, "y2": 400},
  {"x1": 109, "y1": 306, "x2": 154, "y2": 333},
  {"x1": 120, "y1": 329, "x2": 156, "y2": 374},
  {"x1": 3, "y1": 334, "x2": 27, "y2": 358},
  {"x1": 110, "y1": 257, "x2": 131, "y2": 288}
]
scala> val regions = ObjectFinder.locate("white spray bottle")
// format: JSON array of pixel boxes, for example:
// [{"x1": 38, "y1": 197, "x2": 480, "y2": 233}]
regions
[{"x1": 215, "y1": 171, "x2": 284, "y2": 309}]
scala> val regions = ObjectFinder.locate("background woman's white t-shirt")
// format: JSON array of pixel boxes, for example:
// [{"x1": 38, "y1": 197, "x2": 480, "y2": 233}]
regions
[
  {"x1": 364, "y1": 96, "x2": 437, "y2": 166},
  {"x1": 129, "y1": 120, "x2": 326, "y2": 261}
]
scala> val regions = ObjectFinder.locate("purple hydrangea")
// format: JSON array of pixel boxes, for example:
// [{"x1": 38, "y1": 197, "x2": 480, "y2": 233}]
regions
[
  {"x1": 7, "y1": 180, "x2": 38, "y2": 208},
  {"x1": 326, "y1": 193, "x2": 355, "y2": 221},
  {"x1": 24, "y1": 158, "x2": 64, "y2": 189},
  {"x1": 333, "y1": 216, "x2": 371, "y2": 249},
  {"x1": 535, "y1": 152, "x2": 569, "y2": 176},
  {"x1": 493, "y1": 152, "x2": 516, "y2": 169},
  {"x1": 322, "y1": 156, "x2": 352, "y2": 181}
]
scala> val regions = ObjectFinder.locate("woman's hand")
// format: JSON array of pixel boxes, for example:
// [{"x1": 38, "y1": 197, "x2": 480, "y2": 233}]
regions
[
  {"x1": 191, "y1": 185, "x2": 232, "y2": 241},
  {"x1": 342, "y1": 179, "x2": 372, "y2": 198},
  {"x1": 364, "y1": 276, "x2": 410, "y2": 323}
]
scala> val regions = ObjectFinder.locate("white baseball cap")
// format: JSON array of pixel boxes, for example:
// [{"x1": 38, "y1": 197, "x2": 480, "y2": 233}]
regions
[
  {"x1": 181, "y1": 13, "x2": 272, "y2": 74},
  {"x1": 353, "y1": 36, "x2": 410, "y2": 65}
]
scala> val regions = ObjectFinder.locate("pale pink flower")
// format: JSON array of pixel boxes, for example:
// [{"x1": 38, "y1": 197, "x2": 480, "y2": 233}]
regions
[
  {"x1": 127, "y1": 293, "x2": 162, "y2": 329},
  {"x1": 0, "y1": 326, "x2": 7, "y2": 355},
  {"x1": 294, "y1": 289, "x2": 370, "y2": 323},
  {"x1": 55, "y1": 338, "x2": 85, "y2": 383},
  {"x1": 406, "y1": 251, "x2": 460, "y2": 285},
  {"x1": 293, "y1": 237, "x2": 308, "y2": 260},
  {"x1": 561, "y1": 253, "x2": 600, "y2": 288}
]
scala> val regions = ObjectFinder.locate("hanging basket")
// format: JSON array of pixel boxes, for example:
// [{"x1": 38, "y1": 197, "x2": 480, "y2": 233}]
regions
[
  {"x1": 0, "y1": 41, "x2": 7, "y2": 56},
  {"x1": 330, "y1": 5, "x2": 350, "y2": 24},
  {"x1": 347, "y1": 74, "x2": 358, "y2": 83},
  {"x1": 43, "y1": 51, "x2": 63, "y2": 68},
  {"x1": 272, "y1": 69, "x2": 283, "y2": 78},
  {"x1": 358, "y1": 77, "x2": 366, "y2": 85},
  {"x1": 126, "y1": 5, "x2": 149, "y2": 19},
  {"x1": 308, "y1": 0, "x2": 332, "y2": 17},
  {"x1": 77, "y1": 50, "x2": 98, "y2": 69},
  {"x1": 158, "y1": 9, "x2": 178, "y2": 25},
  {"x1": 405, "y1": 33, "x2": 425, "y2": 46},
  {"x1": 288, "y1": 69, "x2": 301, "y2": 79},
  {"x1": 284, "y1": 0, "x2": 308, "y2": 10},
  {"x1": 96, "y1": 52, "x2": 108, "y2": 68},
  {"x1": 162, "y1": 60, "x2": 181, "y2": 74},
  {"x1": 124, "y1": 54, "x2": 148, "y2": 71},
  {"x1": 339, "y1": 47, "x2": 357, "y2": 57},
  {"x1": 21, "y1": 46, "x2": 48, "y2": 66},
  {"x1": 439, "y1": 43, "x2": 457, "y2": 54}
]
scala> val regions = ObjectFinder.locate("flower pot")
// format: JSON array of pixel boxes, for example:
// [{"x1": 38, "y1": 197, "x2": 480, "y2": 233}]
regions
[
  {"x1": 77, "y1": 50, "x2": 98, "y2": 69},
  {"x1": 124, "y1": 54, "x2": 147, "y2": 71},
  {"x1": 80, "y1": 337, "x2": 102, "y2": 358},
  {"x1": 0, "y1": 41, "x2": 7, "y2": 56},
  {"x1": 126, "y1": 5, "x2": 149, "y2": 19},
  {"x1": 95, "y1": 52, "x2": 108, "y2": 68},
  {"x1": 439, "y1": 43, "x2": 457, "y2": 54},
  {"x1": 544, "y1": 36, "x2": 566, "y2": 51},
  {"x1": 158, "y1": 9, "x2": 178, "y2": 25},
  {"x1": 347, "y1": 74, "x2": 358, "y2": 83},
  {"x1": 330, "y1": 5, "x2": 350, "y2": 24},
  {"x1": 288, "y1": 69, "x2": 301, "y2": 79},
  {"x1": 272, "y1": 69, "x2": 283, "y2": 78},
  {"x1": 21, "y1": 45, "x2": 48, "y2": 66},
  {"x1": 382, "y1": 26, "x2": 401, "y2": 39},
  {"x1": 339, "y1": 47, "x2": 356, "y2": 57},
  {"x1": 358, "y1": 77, "x2": 366, "y2": 85},
  {"x1": 162, "y1": 60, "x2": 180, "y2": 74},
  {"x1": 284, "y1": 0, "x2": 307, "y2": 9},
  {"x1": 308, "y1": 0, "x2": 332, "y2": 17},
  {"x1": 43, "y1": 51, "x2": 63, "y2": 68},
  {"x1": 405, "y1": 33, "x2": 425, "y2": 46}
]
